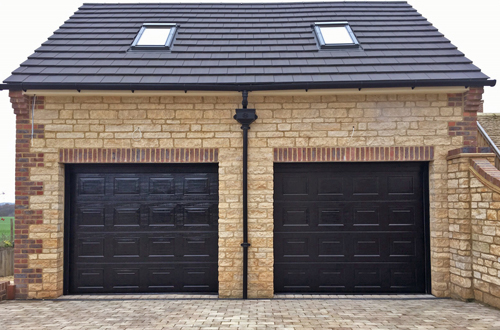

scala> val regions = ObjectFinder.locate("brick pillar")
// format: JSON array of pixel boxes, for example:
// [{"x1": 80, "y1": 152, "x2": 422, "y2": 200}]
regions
[
  {"x1": 10, "y1": 91, "x2": 45, "y2": 299},
  {"x1": 448, "y1": 87, "x2": 484, "y2": 147}
]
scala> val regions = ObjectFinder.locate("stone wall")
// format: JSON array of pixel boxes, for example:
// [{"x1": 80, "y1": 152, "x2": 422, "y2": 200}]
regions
[
  {"x1": 478, "y1": 113, "x2": 500, "y2": 148},
  {"x1": 11, "y1": 90, "x2": 470, "y2": 299},
  {"x1": 470, "y1": 158, "x2": 500, "y2": 308},
  {"x1": 447, "y1": 151, "x2": 500, "y2": 309}
]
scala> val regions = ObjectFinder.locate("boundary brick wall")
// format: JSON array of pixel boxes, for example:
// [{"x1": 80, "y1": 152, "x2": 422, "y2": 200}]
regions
[{"x1": 9, "y1": 90, "x2": 479, "y2": 299}]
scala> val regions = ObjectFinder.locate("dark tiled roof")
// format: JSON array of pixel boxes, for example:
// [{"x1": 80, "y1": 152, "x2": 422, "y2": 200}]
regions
[{"x1": 2, "y1": 1, "x2": 495, "y2": 91}]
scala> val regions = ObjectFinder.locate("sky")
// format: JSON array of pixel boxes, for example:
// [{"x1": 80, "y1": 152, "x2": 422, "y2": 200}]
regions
[{"x1": 0, "y1": 0, "x2": 499, "y2": 203}]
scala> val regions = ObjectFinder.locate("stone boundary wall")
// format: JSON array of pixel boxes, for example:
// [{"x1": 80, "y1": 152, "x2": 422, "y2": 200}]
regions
[
  {"x1": 469, "y1": 158, "x2": 500, "y2": 309},
  {"x1": 447, "y1": 149, "x2": 500, "y2": 309}
]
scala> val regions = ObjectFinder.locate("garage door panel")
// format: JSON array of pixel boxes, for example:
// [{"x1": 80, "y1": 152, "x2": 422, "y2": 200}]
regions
[
  {"x1": 79, "y1": 177, "x2": 105, "y2": 195},
  {"x1": 114, "y1": 177, "x2": 141, "y2": 195},
  {"x1": 388, "y1": 175, "x2": 416, "y2": 195},
  {"x1": 147, "y1": 267, "x2": 176, "y2": 289},
  {"x1": 274, "y1": 162, "x2": 427, "y2": 294},
  {"x1": 280, "y1": 174, "x2": 309, "y2": 196},
  {"x1": 282, "y1": 207, "x2": 310, "y2": 227},
  {"x1": 112, "y1": 268, "x2": 140, "y2": 289},
  {"x1": 353, "y1": 238, "x2": 381, "y2": 257},
  {"x1": 148, "y1": 204, "x2": 177, "y2": 227},
  {"x1": 277, "y1": 232, "x2": 421, "y2": 262},
  {"x1": 77, "y1": 237, "x2": 105, "y2": 258},
  {"x1": 113, "y1": 205, "x2": 141, "y2": 227},
  {"x1": 68, "y1": 164, "x2": 218, "y2": 294},
  {"x1": 389, "y1": 235, "x2": 418, "y2": 257},
  {"x1": 181, "y1": 234, "x2": 216, "y2": 258},
  {"x1": 318, "y1": 208, "x2": 344, "y2": 226},
  {"x1": 353, "y1": 207, "x2": 380, "y2": 226},
  {"x1": 318, "y1": 268, "x2": 347, "y2": 289},
  {"x1": 74, "y1": 268, "x2": 105, "y2": 291},
  {"x1": 275, "y1": 263, "x2": 423, "y2": 293},
  {"x1": 280, "y1": 268, "x2": 312, "y2": 291},
  {"x1": 352, "y1": 177, "x2": 380, "y2": 196},
  {"x1": 112, "y1": 237, "x2": 141, "y2": 257},
  {"x1": 390, "y1": 268, "x2": 418, "y2": 289},
  {"x1": 318, "y1": 237, "x2": 346, "y2": 258},
  {"x1": 148, "y1": 236, "x2": 176, "y2": 257},
  {"x1": 318, "y1": 177, "x2": 344, "y2": 196},
  {"x1": 354, "y1": 267, "x2": 383, "y2": 288},
  {"x1": 77, "y1": 205, "x2": 105, "y2": 227},
  {"x1": 149, "y1": 177, "x2": 175, "y2": 195},
  {"x1": 182, "y1": 266, "x2": 216, "y2": 290},
  {"x1": 276, "y1": 202, "x2": 421, "y2": 231}
]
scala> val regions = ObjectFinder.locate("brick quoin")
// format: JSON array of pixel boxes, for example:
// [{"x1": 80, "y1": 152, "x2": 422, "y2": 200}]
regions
[
  {"x1": 10, "y1": 91, "x2": 45, "y2": 299},
  {"x1": 448, "y1": 87, "x2": 484, "y2": 147}
]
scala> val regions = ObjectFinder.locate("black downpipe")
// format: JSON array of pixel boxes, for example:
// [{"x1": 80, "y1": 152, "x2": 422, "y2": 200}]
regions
[{"x1": 233, "y1": 91, "x2": 258, "y2": 299}]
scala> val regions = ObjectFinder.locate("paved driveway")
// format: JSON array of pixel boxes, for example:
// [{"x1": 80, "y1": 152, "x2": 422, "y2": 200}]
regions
[{"x1": 1, "y1": 295, "x2": 500, "y2": 329}]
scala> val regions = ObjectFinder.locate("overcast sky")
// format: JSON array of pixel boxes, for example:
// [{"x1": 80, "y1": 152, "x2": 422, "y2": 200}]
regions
[{"x1": 0, "y1": 0, "x2": 499, "y2": 203}]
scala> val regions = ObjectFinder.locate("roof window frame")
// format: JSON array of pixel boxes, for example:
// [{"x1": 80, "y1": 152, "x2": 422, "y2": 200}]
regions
[
  {"x1": 313, "y1": 22, "x2": 359, "y2": 49},
  {"x1": 131, "y1": 23, "x2": 177, "y2": 50}
]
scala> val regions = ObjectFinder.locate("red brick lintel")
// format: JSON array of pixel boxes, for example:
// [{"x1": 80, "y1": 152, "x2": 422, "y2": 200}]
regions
[
  {"x1": 274, "y1": 146, "x2": 434, "y2": 162},
  {"x1": 59, "y1": 148, "x2": 218, "y2": 163},
  {"x1": 470, "y1": 158, "x2": 500, "y2": 194}
]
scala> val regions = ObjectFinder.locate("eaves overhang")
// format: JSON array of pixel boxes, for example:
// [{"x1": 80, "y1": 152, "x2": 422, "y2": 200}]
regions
[{"x1": 0, "y1": 79, "x2": 496, "y2": 92}]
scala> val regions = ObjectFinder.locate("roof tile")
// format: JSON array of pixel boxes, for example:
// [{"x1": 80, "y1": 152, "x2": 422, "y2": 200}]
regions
[{"x1": 3, "y1": 1, "x2": 492, "y2": 90}]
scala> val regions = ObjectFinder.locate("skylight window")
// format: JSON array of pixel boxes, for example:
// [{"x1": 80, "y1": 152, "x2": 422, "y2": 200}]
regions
[
  {"x1": 313, "y1": 22, "x2": 359, "y2": 49},
  {"x1": 131, "y1": 23, "x2": 177, "y2": 50}
]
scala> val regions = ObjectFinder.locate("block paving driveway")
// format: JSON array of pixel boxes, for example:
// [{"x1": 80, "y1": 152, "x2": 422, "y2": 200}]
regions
[{"x1": 1, "y1": 295, "x2": 500, "y2": 329}]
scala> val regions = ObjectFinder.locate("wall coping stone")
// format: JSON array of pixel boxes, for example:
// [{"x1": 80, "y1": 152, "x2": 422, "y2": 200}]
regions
[
  {"x1": 469, "y1": 158, "x2": 500, "y2": 194},
  {"x1": 446, "y1": 153, "x2": 495, "y2": 161},
  {"x1": 447, "y1": 147, "x2": 492, "y2": 158}
]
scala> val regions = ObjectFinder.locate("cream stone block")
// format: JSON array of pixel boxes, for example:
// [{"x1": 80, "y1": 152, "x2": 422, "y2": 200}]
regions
[
  {"x1": 73, "y1": 96, "x2": 102, "y2": 103},
  {"x1": 157, "y1": 138, "x2": 174, "y2": 147},
  {"x1": 45, "y1": 124, "x2": 73, "y2": 132},
  {"x1": 118, "y1": 110, "x2": 146, "y2": 119},
  {"x1": 105, "y1": 125, "x2": 133, "y2": 132},
  {"x1": 120, "y1": 96, "x2": 149, "y2": 103}
]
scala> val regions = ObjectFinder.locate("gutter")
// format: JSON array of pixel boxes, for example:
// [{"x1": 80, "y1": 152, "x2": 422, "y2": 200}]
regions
[
  {"x1": 0, "y1": 78, "x2": 496, "y2": 92},
  {"x1": 233, "y1": 91, "x2": 258, "y2": 299}
]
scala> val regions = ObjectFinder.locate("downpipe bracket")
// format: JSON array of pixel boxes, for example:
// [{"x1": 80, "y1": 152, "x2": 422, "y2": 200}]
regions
[{"x1": 234, "y1": 108, "x2": 258, "y2": 127}]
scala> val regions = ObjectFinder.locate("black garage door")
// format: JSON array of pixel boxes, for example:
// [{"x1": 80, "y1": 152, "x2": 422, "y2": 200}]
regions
[
  {"x1": 66, "y1": 164, "x2": 218, "y2": 294},
  {"x1": 274, "y1": 162, "x2": 428, "y2": 294}
]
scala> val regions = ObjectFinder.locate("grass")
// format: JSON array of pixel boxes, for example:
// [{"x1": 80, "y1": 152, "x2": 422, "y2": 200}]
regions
[
  {"x1": 0, "y1": 217, "x2": 14, "y2": 236},
  {"x1": 0, "y1": 217, "x2": 14, "y2": 247}
]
